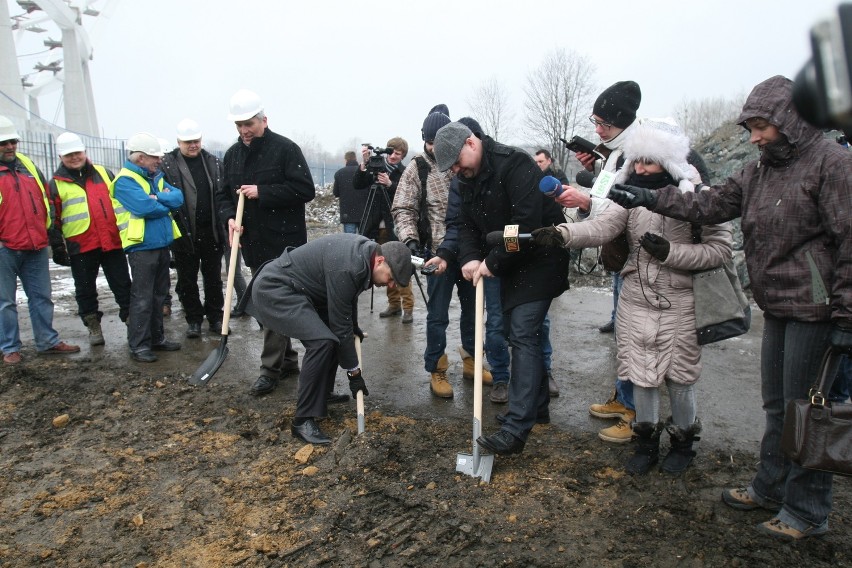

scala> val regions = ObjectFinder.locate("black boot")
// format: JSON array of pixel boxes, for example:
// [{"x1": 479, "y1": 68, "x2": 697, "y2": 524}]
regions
[
  {"x1": 661, "y1": 417, "x2": 701, "y2": 474},
  {"x1": 625, "y1": 422, "x2": 663, "y2": 475}
]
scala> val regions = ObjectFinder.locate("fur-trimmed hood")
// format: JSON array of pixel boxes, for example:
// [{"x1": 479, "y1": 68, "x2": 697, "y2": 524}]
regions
[{"x1": 615, "y1": 118, "x2": 697, "y2": 192}]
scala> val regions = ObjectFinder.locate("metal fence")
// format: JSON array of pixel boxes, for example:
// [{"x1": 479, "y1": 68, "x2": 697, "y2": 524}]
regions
[{"x1": 17, "y1": 129, "x2": 338, "y2": 186}]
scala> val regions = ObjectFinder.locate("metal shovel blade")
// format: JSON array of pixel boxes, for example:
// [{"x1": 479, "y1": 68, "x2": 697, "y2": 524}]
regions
[
  {"x1": 188, "y1": 338, "x2": 229, "y2": 386},
  {"x1": 456, "y1": 450, "x2": 495, "y2": 483}
]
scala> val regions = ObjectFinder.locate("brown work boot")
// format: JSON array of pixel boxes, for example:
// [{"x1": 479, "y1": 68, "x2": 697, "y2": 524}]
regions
[
  {"x1": 589, "y1": 389, "x2": 631, "y2": 419},
  {"x1": 430, "y1": 354, "x2": 453, "y2": 398},
  {"x1": 459, "y1": 346, "x2": 493, "y2": 385},
  {"x1": 402, "y1": 310, "x2": 413, "y2": 324},
  {"x1": 83, "y1": 313, "x2": 105, "y2": 346},
  {"x1": 598, "y1": 410, "x2": 635, "y2": 444}
]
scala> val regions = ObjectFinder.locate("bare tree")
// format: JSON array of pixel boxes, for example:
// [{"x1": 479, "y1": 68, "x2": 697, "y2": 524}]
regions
[
  {"x1": 467, "y1": 77, "x2": 514, "y2": 140},
  {"x1": 674, "y1": 94, "x2": 746, "y2": 140},
  {"x1": 523, "y1": 48, "x2": 597, "y2": 170}
]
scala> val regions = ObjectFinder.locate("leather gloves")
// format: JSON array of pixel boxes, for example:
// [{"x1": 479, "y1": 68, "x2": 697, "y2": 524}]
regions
[
  {"x1": 609, "y1": 184, "x2": 658, "y2": 209},
  {"x1": 52, "y1": 246, "x2": 71, "y2": 267},
  {"x1": 639, "y1": 232, "x2": 670, "y2": 262},
  {"x1": 406, "y1": 240, "x2": 421, "y2": 257},
  {"x1": 347, "y1": 370, "x2": 369, "y2": 399},
  {"x1": 530, "y1": 226, "x2": 565, "y2": 248},
  {"x1": 829, "y1": 324, "x2": 852, "y2": 354}
]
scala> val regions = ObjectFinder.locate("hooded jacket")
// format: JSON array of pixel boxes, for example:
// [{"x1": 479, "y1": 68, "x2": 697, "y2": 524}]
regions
[{"x1": 652, "y1": 75, "x2": 852, "y2": 324}]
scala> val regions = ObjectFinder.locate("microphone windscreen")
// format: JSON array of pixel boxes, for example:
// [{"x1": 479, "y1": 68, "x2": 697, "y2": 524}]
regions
[
  {"x1": 485, "y1": 231, "x2": 505, "y2": 247},
  {"x1": 575, "y1": 170, "x2": 595, "y2": 188},
  {"x1": 538, "y1": 176, "x2": 563, "y2": 195}
]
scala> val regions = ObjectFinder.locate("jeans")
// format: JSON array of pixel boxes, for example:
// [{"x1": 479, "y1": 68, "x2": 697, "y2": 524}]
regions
[
  {"x1": 609, "y1": 271, "x2": 623, "y2": 323},
  {"x1": 829, "y1": 354, "x2": 851, "y2": 403},
  {"x1": 424, "y1": 259, "x2": 474, "y2": 372},
  {"x1": 69, "y1": 248, "x2": 132, "y2": 323},
  {"x1": 0, "y1": 246, "x2": 59, "y2": 353},
  {"x1": 541, "y1": 314, "x2": 553, "y2": 373},
  {"x1": 126, "y1": 248, "x2": 171, "y2": 352},
  {"x1": 483, "y1": 277, "x2": 510, "y2": 384},
  {"x1": 342, "y1": 223, "x2": 359, "y2": 234},
  {"x1": 749, "y1": 316, "x2": 836, "y2": 532},
  {"x1": 173, "y1": 240, "x2": 224, "y2": 325},
  {"x1": 499, "y1": 298, "x2": 552, "y2": 442},
  {"x1": 611, "y1": 272, "x2": 633, "y2": 410}
]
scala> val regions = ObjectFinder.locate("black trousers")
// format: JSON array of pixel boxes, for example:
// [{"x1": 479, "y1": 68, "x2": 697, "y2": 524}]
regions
[
  {"x1": 295, "y1": 338, "x2": 339, "y2": 419},
  {"x1": 69, "y1": 248, "x2": 132, "y2": 323},
  {"x1": 173, "y1": 241, "x2": 224, "y2": 325}
]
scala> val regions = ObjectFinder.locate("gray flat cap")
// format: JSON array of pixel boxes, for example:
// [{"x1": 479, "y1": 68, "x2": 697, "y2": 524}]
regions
[{"x1": 434, "y1": 122, "x2": 472, "y2": 172}]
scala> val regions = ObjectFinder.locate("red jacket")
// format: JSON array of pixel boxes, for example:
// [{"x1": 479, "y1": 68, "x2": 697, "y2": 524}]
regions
[
  {"x1": 0, "y1": 156, "x2": 50, "y2": 251},
  {"x1": 49, "y1": 162, "x2": 121, "y2": 255}
]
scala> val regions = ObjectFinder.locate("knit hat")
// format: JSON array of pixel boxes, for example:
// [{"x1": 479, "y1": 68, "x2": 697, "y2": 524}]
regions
[
  {"x1": 593, "y1": 81, "x2": 641, "y2": 129},
  {"x1": 422, "y1": 111, "x2": 451, "y2": 142},
  {"x1": 458, "y1": 116, "x2": 483, "y2": 135},
  {"x1": 433, "y1": 122, "x2": 473, "y2": 172},
  {"x1": 615, "y1": 118, "x2": 694, "y2": 189},
  {"x1": 377, "y1": 241, "x2": 413, "y2": 287}
]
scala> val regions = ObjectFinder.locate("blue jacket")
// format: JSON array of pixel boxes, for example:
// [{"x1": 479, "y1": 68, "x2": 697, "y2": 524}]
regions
[{"x1": 113, "y1": 160, "x2": 184, "y2": 252}]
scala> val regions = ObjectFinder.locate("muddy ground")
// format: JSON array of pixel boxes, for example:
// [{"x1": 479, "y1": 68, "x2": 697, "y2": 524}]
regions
[{"x1": 0, "y1": 258, "x2": 850, "y2": 568}]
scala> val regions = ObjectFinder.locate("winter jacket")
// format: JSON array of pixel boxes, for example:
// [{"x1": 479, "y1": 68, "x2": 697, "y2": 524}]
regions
[
  {"x1": 112, "y1": 160, "x2": 184, "y2": 252},
  {"x1": 457, "y1": 135, "x2": 570, "y2": 311},
  {"x1": 49, "y1": 161, "x2": 121, "y2": 255},
  {"x1": 162, "y1": 148, "x2": 225, "y2": 254},
  {"x1": 217, "y1": 128, "x2": 315, "y2": 269},
  {"x1": 244, "y1": 234, "x2": 376, "y2": 370},
  {"x1": 333, "y1": 159, "x2": 367, "y2": 225},
  {"x1": 0, "y1": 154, "x2": 53, "y2": 251},
  {"x1": 352, "y1": 159, "x2": 404, "y2": 240},
  {"x1": 651, "y1": 76, "x2": 852, "y2": 325},
  {"x1": 392, "y1": 150, "x2": 453, "y2": 254}
]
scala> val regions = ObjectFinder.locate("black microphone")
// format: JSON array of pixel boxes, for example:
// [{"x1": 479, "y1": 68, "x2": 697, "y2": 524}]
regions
[{"x1": 575, "y1": 170, "x2": 595, "y2": 188}]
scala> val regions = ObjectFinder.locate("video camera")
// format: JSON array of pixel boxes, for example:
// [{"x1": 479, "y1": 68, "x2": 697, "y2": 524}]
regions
[
  {"x1": 793, "y1": 4, "x2": 852, "y2": 132},
  {"x1": 362, "y1": 144, "x2": 394, "y2": 176}
]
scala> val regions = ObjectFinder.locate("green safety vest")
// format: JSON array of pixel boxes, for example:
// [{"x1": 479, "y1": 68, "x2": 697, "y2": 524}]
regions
[
  {"x1": 0, "y1": 153, "x2": 51, "y2": 228},
  {"x1": 54, "y1": 164, "x2": 113, "y2": 239},
  {"x1": 110, "y1": 168, "x2": 181, "y2": 249}
]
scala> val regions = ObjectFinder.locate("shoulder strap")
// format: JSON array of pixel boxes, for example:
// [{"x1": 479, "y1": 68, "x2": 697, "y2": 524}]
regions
[{"x1": 691, "y1": 184, "x2": 704, "y2": 244}]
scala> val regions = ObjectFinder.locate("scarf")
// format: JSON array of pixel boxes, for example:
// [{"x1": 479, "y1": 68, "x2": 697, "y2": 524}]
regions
[{"x1": 626, "y1": 170, "x2": 677, "y2": 190}]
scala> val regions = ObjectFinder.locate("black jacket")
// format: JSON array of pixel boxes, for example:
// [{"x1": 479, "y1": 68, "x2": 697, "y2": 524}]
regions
[
  {"x1": 351, "y1": 160, "x2": 404, "y2": 239},
  {"x1": 217, "y1": 128, "x2": 315, "y2": 269},
  {"x1": 162, "y1": 148, "x2": 225, "y2": 254},
  {"x1": 457, "y1": 136, "x2": 570, "y2": 311},
  {"x1": 543, "y1": 166, "x2": 569, "y2": 185},
  {"x1": 333, "y1": 160, "x2": 367, "y2": 224}
]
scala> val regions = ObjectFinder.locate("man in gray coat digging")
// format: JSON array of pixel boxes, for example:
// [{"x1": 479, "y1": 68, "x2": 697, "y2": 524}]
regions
[{"x1": 242, "y1": 234, "x2": 413, "y2": 444}]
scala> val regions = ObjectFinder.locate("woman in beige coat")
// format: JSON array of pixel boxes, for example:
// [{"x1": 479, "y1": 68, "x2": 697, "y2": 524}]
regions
[{"x1": 535, "y1": 119, "x2": 733, "y2": 474}]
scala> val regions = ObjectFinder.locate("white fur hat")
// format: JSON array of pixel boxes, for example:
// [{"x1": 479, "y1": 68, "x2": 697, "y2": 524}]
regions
[{"x1": 615, "y1": 118, "x2": 693, "y2": 189}]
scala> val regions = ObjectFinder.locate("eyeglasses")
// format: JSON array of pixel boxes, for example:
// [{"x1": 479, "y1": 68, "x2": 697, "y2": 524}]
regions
[
  {"x1": 0, "y1": 139, "x2": 18, "y2": 147},
  {"x1": 588, "y1": 116, "x2": 613, "y2": 129}
]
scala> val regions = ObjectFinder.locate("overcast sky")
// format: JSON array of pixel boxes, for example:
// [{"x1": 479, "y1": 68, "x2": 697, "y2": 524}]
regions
[{"x1": 9, "y1": 0, "x2": 844, "y2": 158}]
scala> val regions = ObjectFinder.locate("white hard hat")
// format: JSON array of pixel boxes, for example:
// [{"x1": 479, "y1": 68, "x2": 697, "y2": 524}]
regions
[
  {"x1": 227, "y1": 89, "x2": 263, "y2": 122},
  {"x1": 56, "y1": 132, "x2": 85, "y2": 156},
  {"x1": 176, "y1": 118, "x2": 202, "y2": 141},
  {"x1": 158, "y1": 138, "x2": 173, "y2": 154},
  {"x1": 0, "y1": 116, "x2": 20, "y2": 142},
  {"x1": 127, "y1": 132, "x2": 164, "y2": 157}
]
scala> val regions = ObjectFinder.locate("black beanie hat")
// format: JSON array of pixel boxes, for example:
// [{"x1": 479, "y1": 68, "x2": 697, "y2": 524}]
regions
[
  {"x1": 422, "y1": 111, "x2": 451, "y2": 141},
  {"x1": 458, "y1": 116, "x2": 483, "y2": 135},
  {"x1": 593, "y1": 81, "x2": 641, "y2": 129}
]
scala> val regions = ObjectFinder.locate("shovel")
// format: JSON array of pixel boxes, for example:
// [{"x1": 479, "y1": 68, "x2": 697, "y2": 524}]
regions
[
  {"x1": 455, "y1": 278, "x2": 494, "y2": 482},
  {"x1": 188, "y1": 191, "x2": 246, "y2": 386},
  {"x1": 354, "y1": 336, "x2": 365, "y2": 434}
]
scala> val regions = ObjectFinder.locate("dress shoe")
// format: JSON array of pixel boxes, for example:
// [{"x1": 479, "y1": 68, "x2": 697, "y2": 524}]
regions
[
  {"x1": 379, "y1": 306, "x2": 402, "y2": 318},
  {"x1": 327, "y1": 392, "x2": 350, "y2": 404},
  {"x1": 599, "y1": 320, "x2": 615, "y2": 333},
  {"x1": 3, "y1": 352, "x2": 22, "y2": 365},
  {"x1": 477, "y1": 430, "x2": 525, "y2": 455},
  {"x1": 186, "y1": 322, "x2": 202, "y2": 338},
  {"x1": 230, "y1": 308, "x2": 247, "y2": 318},
  {"x1": 489, "y1": 382, "x2": 509, "y2": 404},
  {"x1": 291, "y1": 418, "x2": 331, "y2": 445},
  {"x1": 249, "y1": 375, "x2": 277, "y2": 396},
  {"x1": 152, "y1": 340, "x2": 181, "y2": 351},
  {"x1": 547, "y1": 372, "x2": 560, "y2": 397},
  {"x1": 41, "y1": 341, "x2": 81, "y2": 354},
  {"x1": 496, "y1": 410, "x2": 550, "y2": 425},
  {"x1": 131, "y1": 350, "x2": 158, "y2": 363}
]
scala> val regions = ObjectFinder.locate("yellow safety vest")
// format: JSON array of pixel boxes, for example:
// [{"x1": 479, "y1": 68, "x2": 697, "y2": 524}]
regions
[
  {"x1": 110, "y1": 168, "x2": 181, "y2": 249},
  {"x1": 0, "y1": 153, "x2": 51, "y2": 228},
  {"x1": 54, "y1": 164, "x2": 113, "y2": 239}
]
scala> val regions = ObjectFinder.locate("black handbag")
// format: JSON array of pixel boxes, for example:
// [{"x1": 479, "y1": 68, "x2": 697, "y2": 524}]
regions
[{"x1": 781, "y1": 349, "x2": 852, "y2": 477}]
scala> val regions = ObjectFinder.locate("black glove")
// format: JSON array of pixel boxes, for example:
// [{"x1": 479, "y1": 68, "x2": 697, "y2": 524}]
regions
[
  {"x1": 347, "y1": 370, "x2": 369, "y2": 399},
  {"x1": 639, "y1": 232, "x2": 670, "y2": 262},
  {"x1": 530, "y1": 226, "x2": 565, "y2": 248},
  {"x1": 52, "y1": 246, "x2": 71, "y2": 267},
  {"x1": 353, "y1": 326, "x2": 365, "y2": 342},
  {"x1": 406, "y1": 240, "x2": 421, "y2": 257},
  {"x1": 829, "y1": 324, "x2": 852, "y2": 354},
  {"x1": 609, "y1": 184, "x2": 658, "y2": 209}
]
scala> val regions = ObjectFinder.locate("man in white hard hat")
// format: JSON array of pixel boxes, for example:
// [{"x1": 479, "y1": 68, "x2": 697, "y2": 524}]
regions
[
  {"x1": 0, "y1": 116, "x2": 80, "y2": 364},
  {"x1": 48, "y1": 132, "x2": 132, "y2": 346},
  {"x1": 161, "y1": 119, "x2": 226, "y2": 339},
  {"x1": 216, "y1": 89, "x2": 317, "y2": 397},
  {"x1": 112, "y1": 132, "x2": 184, "y2": 363}
]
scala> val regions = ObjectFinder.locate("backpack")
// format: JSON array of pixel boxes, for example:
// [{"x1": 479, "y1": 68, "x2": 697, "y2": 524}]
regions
[{"x1": 413, "y1": 156, "x2": 433, "y2": 253}]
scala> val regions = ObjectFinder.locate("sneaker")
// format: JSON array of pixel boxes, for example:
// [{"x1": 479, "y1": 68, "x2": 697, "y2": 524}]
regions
[
  {"x1": 489, "y1": 382, "x2": 509, "y2": 404},
  {"x1": 430, "y1": 354, "x2": 453, "y2": 398},
  {"x1": 402, "y1": 310, "x2": 413, "y2": 324},
  {"x1": 756, "y1": 518, "x2": 828, "y2": 541},
  {"x1": 379, "y1": 307, "x2": 401, "y2": 318},
  {"x1": 3, "y1": 352, "x2": 22, "y2": 365},
  {"x1": 460, "y1": 347, "x2": 493, "y2": 385},
  {"x1": 41, "y1": 341, "x2": 81, "y2": 354},
  {"x1": 589, "y1": 390, "x2": 630, "y2": 419},
  {"x1": 599, "y1": 320, "x2": 615, "y2": 333},
  {"x1": 598, "y1": 414, "x2": 634, "y2": 444}
]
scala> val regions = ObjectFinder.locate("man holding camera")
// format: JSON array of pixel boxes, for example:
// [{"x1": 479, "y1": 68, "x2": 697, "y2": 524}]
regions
[
  {"x1": 216, "y1": 89, "x2": 316, "y2": 396},
  {"x1": 352, "y1": 138, "x2": 414, "y2": 322},
  {"x1": 434, "y1": 121, "x2": 570, "y2": 455}
]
